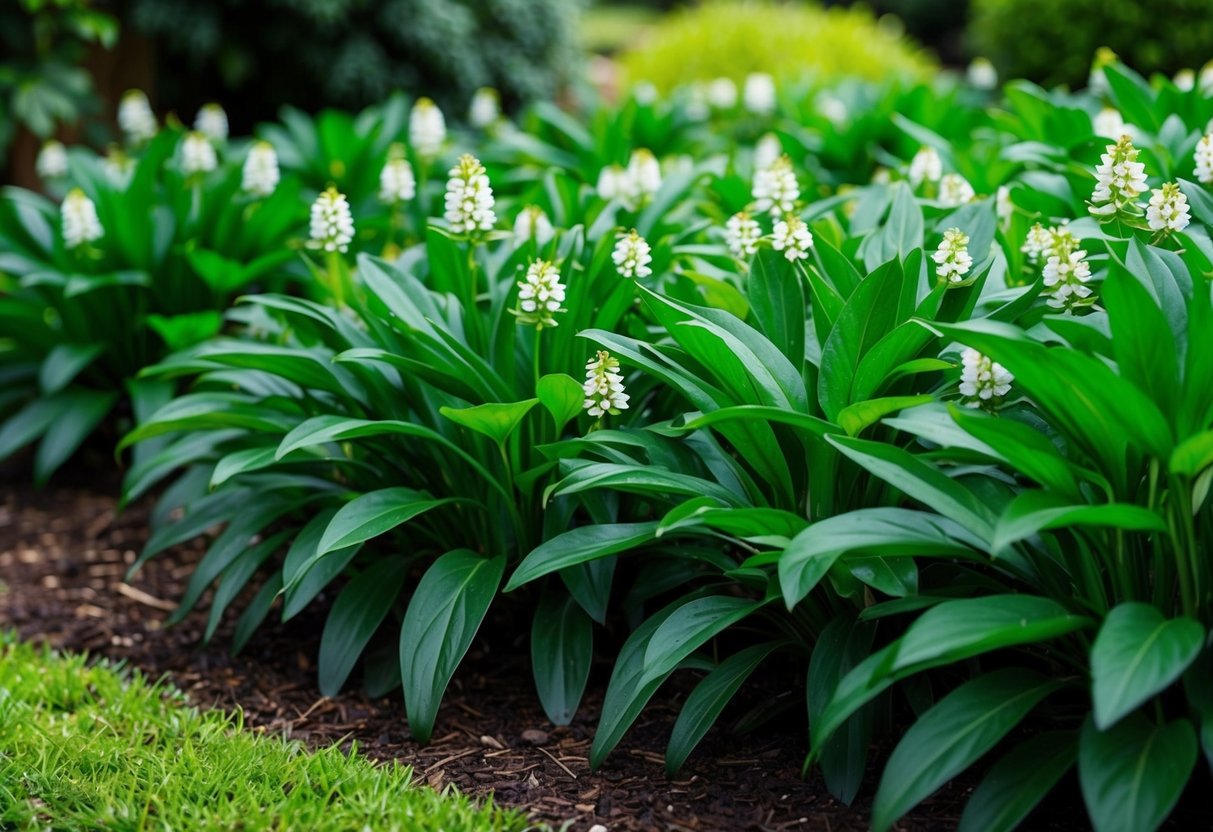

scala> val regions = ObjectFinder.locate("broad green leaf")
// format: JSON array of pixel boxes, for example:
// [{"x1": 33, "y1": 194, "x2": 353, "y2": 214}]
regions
[
  {"x1": 318, "y1": 558, "x2": 409, "y2": 696},
  {"x1": 317, "y1": 488, "x2": 453, "y2": 556},
  {"x1": 958, "y1": 731, "x2": 1078, "y2": 832},
  {"x1": 536, "y1": 374, "x2": 584, "y2": 434},
  {"x1": 531, "y1": 591, "x2": 593, "y2": 725},
  {"x1": 747, "y1": 248, "x2": 806, "y2": 366},
  {"x1": 666, "y1": 642, "x2": 780, "y2": 775},
  {"x1": 808, "y1": 616, "x2": 876, "y2": 805},
  {"x1": 1091, "y1": 603, "x2": 1204, "y2": 730},
  {"x1": 894, "y1": 595, "x2": 1091, "y2": 670},
  {"x1": 33, "y1": 389, "x2": 117, "y2": 485},
  {"x1": 873, "y1": 669, "x2": 1063, "y2": 832},
  {"x1": 400, "y1": 550, "x2": 505, "y2": 742},
  {"x1": 507, "y1": 522, "x2": 659, "y2": 590},
  {"x1": 780, "y1": 508, "x2": 983, "y2": 608},
  {"x1": 837, "y1": 395, "x2": 933, "y2": 437},
  {"x1": 38, "y1": 343, "x2": 103, "y2": 394},
  {"x1": 546, "y1": 461, "x2": 743, "y2": 506},
  {"x1": 993, "y1": 491, "x2": 1168, "y2": 554},
  {"x1": 639, "y1": 595, "x2": 764, "y2": 686},
  {"x1": 440, "y1": 399, "x2": 539, "y2": 446},
  {"x1": 1079, "y1": 715, "x2": 1197, "y2": 832}
]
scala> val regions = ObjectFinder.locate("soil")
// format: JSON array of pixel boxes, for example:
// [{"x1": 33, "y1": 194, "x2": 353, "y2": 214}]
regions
[{"x1": 1, "y1": 481, "x2": 1206, "y2": 831}]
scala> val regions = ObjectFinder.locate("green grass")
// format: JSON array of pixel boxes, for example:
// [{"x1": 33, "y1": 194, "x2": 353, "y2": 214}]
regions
[{"x1": 0, "y1": 634, "x2": 531, "y2": 831}]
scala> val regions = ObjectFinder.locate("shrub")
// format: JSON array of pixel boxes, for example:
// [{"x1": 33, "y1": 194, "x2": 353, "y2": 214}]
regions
[
  {"x1": 971, "y1": 0, "x2": 1213, "y2": 88},
  {"x1": 617, "y1": 0, "x2": 933, "y2": 92}
]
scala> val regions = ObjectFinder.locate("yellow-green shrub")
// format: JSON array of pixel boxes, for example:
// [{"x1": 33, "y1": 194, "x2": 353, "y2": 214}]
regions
[{"x1": 617, "y1": 0, "x2": 933, "y2": 92}]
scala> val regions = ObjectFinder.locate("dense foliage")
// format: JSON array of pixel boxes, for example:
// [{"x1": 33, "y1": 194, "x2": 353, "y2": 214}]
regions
[{"x1": 6, "y1": 50, "x2": 1213, "y2": 832}]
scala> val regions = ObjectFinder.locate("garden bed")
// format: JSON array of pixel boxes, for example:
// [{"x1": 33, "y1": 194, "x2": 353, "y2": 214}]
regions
[{"x1": 0, "y1": 481, "x2": 976, "y2": 831}]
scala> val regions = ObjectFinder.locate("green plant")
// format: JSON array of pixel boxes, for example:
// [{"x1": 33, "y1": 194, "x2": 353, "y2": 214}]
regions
[
  {"x1": 972, "y1": 0, "x2": 1213, "y2": 88},
  {"x1": 0, "y1": 634, "x2": 527, "y2": 831},
  {"x1": 617, "y1": 0, "x2": 932, "y2": 93}
]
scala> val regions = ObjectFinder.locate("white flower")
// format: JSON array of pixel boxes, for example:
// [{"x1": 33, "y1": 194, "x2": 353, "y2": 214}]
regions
[
  {"x1": 61, "y1": 188, "x2": 103, "y2": 249},
  {"x1": 597, "y1": 165, "x2": 625, "y2": 201},
  {"x1": 443, "y1": 154, "x2": 496, "y2": 235},
  {"x1": 468, "y1": 87, "x2": 500, "y2": 129},
  {"x1": 753, "y1": 155, "x2": 799, "y2": 217},
  {"x1": 36, "y1": 141, "x2": 68, "y2": 180},
  {"x1": 633, "y1": 81, "x2": 659, "y2": 106},
  {"x1": 118, "y1": 90, "x2": 157, "y2": 144},
  {"x1": 1200, "y1": 61, "x2": 1213, "y2": 95},
  {"x1": 583, "y1": 350, "x2": 630, "y2": 418},
  {"x1": 908, "y1": 146, "x2": 942, "y2": 187},
  {"x1": 938, "y1": 173, "x2": 975, "y2": 207},
  {"x1": 1146, "y1": 182, "x2": 1191, "y2": 234},
  {"x1": 379, "y1": 143, "x2": 416, "y2": 204},
  {"x1": 1089, "y1": 135, "x2": 1148, "y2": 217},
  {"x1": 725, "y1": 211, "x2": 762, "y2": 259},
  {"x1": 707, "y1": 77, "x2": 738, "y2": 109},
  {"x1": 624, "y1": 148, "x2": 662, "y2": 208},
  {"x1": 309, "y1": 186, "x2": 355, "y2": 253},
  {"x1": 1195, "y1": 134, "x2": 1213, "y2": 184},
  {"x1": 967, "y1": 57, "x2": 998, "y2": 90},
  {"x1": 1092, "y1": 108, "x2": 1125, "y2": 139},
  {"x1": 1175, "y1": 69, "x2": 1196, "y2": 92},
  {"x1": 409, "y1": 97, "x2": 446, "y2": 158},
  {"x1": 514, "y1": 205, "x2": 554, "y2": 245},
  {"x1": 959, "y1": 348, "x2": 1013, "y2": 407},
  {"x1": 194, "y1": 103, "x2": 229, "y2": 143},
  {"x1": 933, "y1": 227, "x2": 973, "y2": 283},
  {"x1": 754, "y1": 133, "x2": 782, "y2": 171},
  {"x1": 612, "y1": 229, "x2": 652, "y2": 278},
  {"x1": 743, "y1": 73, "x2": 777, "y2": 115},
  {"x1": 1020, "y1": 222, "x2": 1052, "y2": 264},
  {"x1": 242, "y1": 141, "x2": 280, "y2": 197},
  {"x1": 871, "y1": 167, "x2": 892, "y2": 185},
  {"x1": 684, "y1": 83, "x2": 710, "y2": 121},
  {"x1": 180, "y1": 131, "x2": 218, "y2": 176},
  {"x1": 996, "y1": 185, "x2": 1013, "y2": 225},
  {"x1": 771, "y1": 216, "x2": 813, "y2": 262},
  {"x1": 1088, "y1": 47, "x2": 1117, "y2": 96},
  {"x1": 103, "y1": 145, "x2": 132, "y2": 187},
  {"x1": 1041, "y1": 228, "x2": 1093, "y2": 310},
  {"x1": 514, "y1": 259, "x2": 566, "y2": 329}
]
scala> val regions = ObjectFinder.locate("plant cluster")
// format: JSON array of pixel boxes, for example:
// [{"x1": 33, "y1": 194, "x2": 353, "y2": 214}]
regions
[{"x1": 5, "y1": 56, "x2": 1213, "y2": 832}]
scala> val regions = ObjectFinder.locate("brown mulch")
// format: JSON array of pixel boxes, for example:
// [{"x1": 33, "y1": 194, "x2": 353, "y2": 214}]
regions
[{"x1": 1, "y1": 482, "x2": 1204, "y2": 831}]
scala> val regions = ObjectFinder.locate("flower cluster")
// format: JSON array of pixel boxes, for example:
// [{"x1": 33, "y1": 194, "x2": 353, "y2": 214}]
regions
[
  {"x1": 443, "y1": 154, "x2": 496, "y2": 236},
  {"x1": 1145, "y1": 182, "x2": 1191, "y2": 235},
  {"x1": 707, "y1": 77, "x2": 737, "y2": 109},
  {"x1": 513, "y1": 205, "x2": 554, "y2": 245},
  {"x1": 597, "y1": 150, "x2": 662, "y2": 210},
  {"x1": 933, "y1": 227, "x2": 972, "y2": 283},
  {"x1": 908, "y1": 146, "x2": 942, "y2": 187},
  {"x1": 194, "y1": 103, "x2": 229, "y2": 143},
  {"x1": 379, "y1": 143, "x2": 416, "y2": 204},
  {"x1": 309, "y1": 187, "x2": 355, "y2": 253},
  {"x1": 468, "y1": 87, "x2": 500, "y2": 129},
  {"x1": 753, "y1": 156, "x2": 799, "y2": 217},
  {"x1": 1194, "y1": 134, "x2": 1213, "y2": 184},
  {"x1": 583, "y1": 351, "x2": 630, "y2": 418},
  {"x1": 36, "y1": 141, "x2": 68, "y2": 180},
  {"x1": 1041, "y1": 226, "x2": 1094, "y2": 311},
  {"x1": 242, "y1": 141, "x2": 280, "y2": 197},
  {"x1": 1020, "y1": 222, "x2": 1053, "y2": 264},
  {"x1": 181, "y1": 132, "x2": 218, "y2": 177},
  {"x1": 612, "y1": 229, "x2": 653, "y2": 278},
  {"x1": 996, "y1": 186, "x2": 1013, "y2": 225},
  {"x1": 743, "y1": 73, "x2": 777, "y2": 115},
  {"x1": 958, "y1": 348, "x2": 1014, "y2": 409},
  {"x1": 103, "y1": 145, "x2": 133, "y2": 187},
  {"x1": 62, "y1": 188, "x2": 103, "y2": 250},
  {"x1": 118, "y1": 90, "x2": 157, "y2": 144},
  {"x1": 1089, "y1": 135, "x2": 1148, "y2": 218},
  {"x1": 514, "y1": 260, "x2": 566, "y2": 329},
  {"x1": 771, "y1": 216, "x2": 813, "y2": 262},
  {"x1": 938, "y1": 173, "x2": 975, "y2": 207},
  {"x1": 409, "y1": 98, "x2": 446, "y2": 158},
  {"x1": 725, "y1": 211, "x2": 762, "y2": 259},
  {"x1": 1092, "y1": 108, "x2": 1126, "y2": 139},
  {"x1": 754, "y1": 133, "x2": 782, "y2": 171}
]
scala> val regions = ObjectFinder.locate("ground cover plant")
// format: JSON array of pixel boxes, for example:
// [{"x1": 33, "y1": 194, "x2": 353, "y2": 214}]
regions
[
  {"x1": 5, "y1": 43, "x2": 1213, "y2": 832},
  {"x1": 0, "y1": 634, "x2": 528, "y2": 831}
]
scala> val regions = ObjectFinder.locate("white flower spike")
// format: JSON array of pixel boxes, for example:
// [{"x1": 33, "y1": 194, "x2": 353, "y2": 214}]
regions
[
  {"x1": 1146, "y1": 182, "x2": 1191, "y2": 235},
  {"x1": 468, "y1": 87, "x2": 500, "y2": 129},
  {"x1": 1089, "y1": 135, "x2": 1148, "y2": 218},
  {"x1": 624, "y1": 148, "x2": 662, "y2": 209},
  {"x1": 753, "y1": 155, "x2": 799, "y2": 217},
  {"x1": 513, "y1": 205, "x2": 554, "y2": 245},
  {"x1": 515, "y1": 259, "x2": 566, "y2": 329},
  {"x1": 725, "y1": 211, "x2": 762, "y2": 259},
  {"x1": 309, "y1": 187, "x2": 355, "y2": 254},
  {"x1": 1021, "y1": 223, "x2": 1052, "y2": 264},
  {"x1": 36, "y1": 141, "x2": 68, "y2": 180},
  {"x1": 959, "y1": 348, "x2": 1013, "y2": 408},
  {"x1": 1194, "y1": 134, "x2": 1213, "y2": 184},
  {"x1": 443, "y1": 154, "x2": 496, "y2": 236},
  {"x1": 583, "y1": 351, "x2": 630, "y2": 418},
  {"x1": 242, "y1": 141, "x2": 280, "y2": 197},
  {"x1": 612, "y1": 229, "x2": 653, "y2": 278},
  {"x1": 118, "y1": 90, "x2": 157, "y2": 145},
  {"x1": 743, "y1": 73, "x2": 777, "y2": 115},
  {"x1": 908, "y1": 146, "x2": 942, "y2": 187},
  {"x1": 62, "y1": 188, "x2": 103, "y2": 249},
  {"x1": 194, "y1": 103, "x2": 229, "y2": 143},
  {"x1": 181, "y1": 131, "x2": 218, "y2": 177},
  {"x1": 379, "y1": 143, "x2": 416, "y2": 204},
  {"x1": 771, "y1": 216, "x2": 813, "y2": 262},
  {"x1": 933, "y1": 227, "x2": 972, "y2": 283},
  {"x1": 938, "y1": 173, "x2": 975, "y2": 207},
  {"x1": 409, "y1": 97, "x2": 446, "y2": 158},
  {"x1": 1041, "y1": 227, "x2": 1093, "y2": 311}
]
